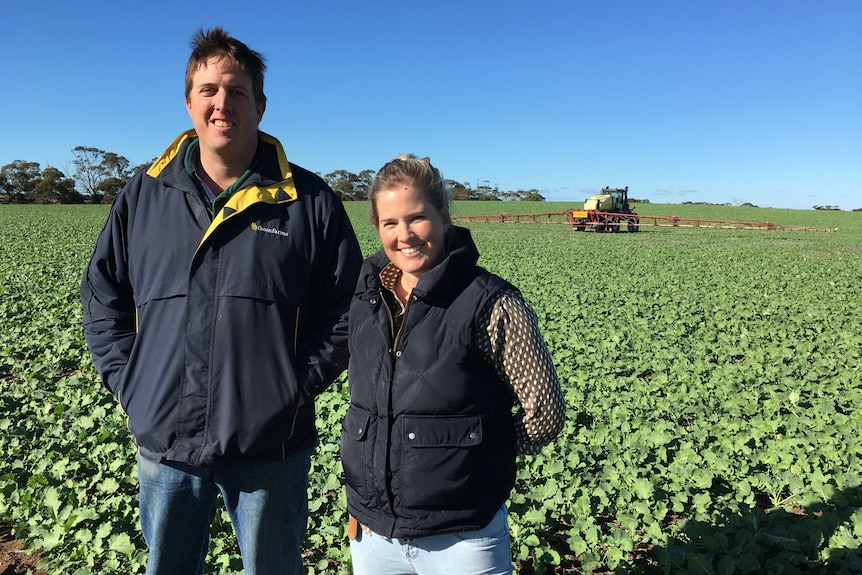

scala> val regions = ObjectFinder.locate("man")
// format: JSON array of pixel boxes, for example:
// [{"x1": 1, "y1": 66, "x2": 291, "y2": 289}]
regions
[{"x1": 80, "y1": 27, "x2": 362, "y2": 575}]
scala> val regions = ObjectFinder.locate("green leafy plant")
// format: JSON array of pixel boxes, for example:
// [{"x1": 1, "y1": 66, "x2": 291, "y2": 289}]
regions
[{"x1": 1, "y1": 203, "x2": 860, "y2": 573}]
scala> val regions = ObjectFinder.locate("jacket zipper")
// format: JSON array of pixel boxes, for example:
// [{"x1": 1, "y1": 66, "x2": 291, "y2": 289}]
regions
[{"x1": 285, "y1": 306, "x2": 302, "y2": 444}]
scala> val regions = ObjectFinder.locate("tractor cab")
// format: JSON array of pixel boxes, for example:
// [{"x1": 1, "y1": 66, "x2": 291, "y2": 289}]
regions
[{"x1": 602, "y1": 186, "x2": 631, "y2": 214}]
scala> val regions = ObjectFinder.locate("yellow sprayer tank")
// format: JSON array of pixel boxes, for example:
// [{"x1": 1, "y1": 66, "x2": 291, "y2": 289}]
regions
[{"x1": 584, "y1": 193, "x2": 615, "y2": 212}]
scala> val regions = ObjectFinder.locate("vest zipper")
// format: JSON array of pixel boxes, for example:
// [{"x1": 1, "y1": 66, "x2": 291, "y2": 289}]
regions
[{"x1": 384, "y1": 289, "x2": 413, "y2": 354}]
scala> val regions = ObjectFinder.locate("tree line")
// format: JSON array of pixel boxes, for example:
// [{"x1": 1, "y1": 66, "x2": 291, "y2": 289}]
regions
[{"x1": 0, "y1": 148, "x2": 546, "y2": 205}]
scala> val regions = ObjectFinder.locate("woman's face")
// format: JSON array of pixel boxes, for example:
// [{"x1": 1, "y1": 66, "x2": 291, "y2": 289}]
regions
[{"x1": 375, "y1": 184, "x2": 450, "y2": 287}]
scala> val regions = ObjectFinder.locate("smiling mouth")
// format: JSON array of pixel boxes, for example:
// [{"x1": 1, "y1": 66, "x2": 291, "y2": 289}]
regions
[
  {"x1": 213, "y1": 120, "x2": 233, "y2": 128},
  {"x1": 401, "y1": 246, "x2": 421, "y2": 254}
]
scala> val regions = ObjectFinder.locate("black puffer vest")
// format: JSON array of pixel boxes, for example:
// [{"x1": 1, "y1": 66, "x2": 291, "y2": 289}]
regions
[{"x1": 341, "y1": 227, "x2": 517, "y2": 539}]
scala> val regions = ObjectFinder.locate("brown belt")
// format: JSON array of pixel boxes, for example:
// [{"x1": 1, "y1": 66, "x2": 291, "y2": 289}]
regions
[{"x1": 348, "y1": 515, "x2": 359, "y2": 541}]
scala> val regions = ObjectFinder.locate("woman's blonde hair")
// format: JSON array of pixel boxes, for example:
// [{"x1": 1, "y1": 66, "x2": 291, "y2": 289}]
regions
[{"x1": 368, "y1": 154, "x2": 451, "y2": 225}]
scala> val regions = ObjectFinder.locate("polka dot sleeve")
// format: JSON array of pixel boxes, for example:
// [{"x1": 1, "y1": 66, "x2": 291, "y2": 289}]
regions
[{"x1": 477, "y1": 288, "x2": 566, "y2": 455}]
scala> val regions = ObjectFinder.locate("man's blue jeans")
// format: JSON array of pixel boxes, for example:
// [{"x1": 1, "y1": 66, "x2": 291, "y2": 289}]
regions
[{"x1": 136, "y1": 447, "x2": 312, "y2": 575}]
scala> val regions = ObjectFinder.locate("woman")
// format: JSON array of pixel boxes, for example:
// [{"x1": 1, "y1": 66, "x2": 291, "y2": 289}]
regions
[{"x1": 341, "y1": 154, "x2": 565, "y2": 575}]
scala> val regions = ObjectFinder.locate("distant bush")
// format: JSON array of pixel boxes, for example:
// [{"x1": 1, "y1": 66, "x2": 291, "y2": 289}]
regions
[{"x1": 682, "y1": 201, "x2": 735, "y2": 207}]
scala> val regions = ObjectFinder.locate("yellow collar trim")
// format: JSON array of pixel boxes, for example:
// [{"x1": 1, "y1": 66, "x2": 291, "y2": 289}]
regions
[
  {"x1": 142, "y1": 128, "x2": 298, "y2": 248},
  {"x1": 145, "y1": 129, "x2": 292, "y2": 180},
  {"x1": 146, "y1": 129, "x2": 196, "y2": 178}
]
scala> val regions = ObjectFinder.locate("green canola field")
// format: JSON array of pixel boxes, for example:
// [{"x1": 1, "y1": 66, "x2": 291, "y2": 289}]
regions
[{"x1": 1, "y1": 203, "x2": 860, "y2": 574}]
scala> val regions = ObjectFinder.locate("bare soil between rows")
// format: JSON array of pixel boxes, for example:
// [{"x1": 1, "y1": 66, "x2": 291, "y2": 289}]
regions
[{"x1": 0, "y1": 526, "x2": 47, "y2": 575}]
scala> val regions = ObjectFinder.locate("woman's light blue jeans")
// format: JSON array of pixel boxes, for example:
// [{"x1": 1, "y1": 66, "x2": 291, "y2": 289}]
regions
[
  {"x1": 136, "y1": 447, "x2": 311, "y2": 575},
  {"x1": 349, "y1": 504, "x2": 513, "y2": 575}
]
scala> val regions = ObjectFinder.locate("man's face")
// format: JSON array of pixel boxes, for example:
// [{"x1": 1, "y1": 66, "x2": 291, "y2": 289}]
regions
[{"x1": 185, "y1": 56, "x2": 265, "y2": 162}]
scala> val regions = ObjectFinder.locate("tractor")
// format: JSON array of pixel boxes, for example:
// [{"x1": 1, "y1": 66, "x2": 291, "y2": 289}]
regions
[{"x1": 570, "y1": 186, "x2": 639, "y2": 232}]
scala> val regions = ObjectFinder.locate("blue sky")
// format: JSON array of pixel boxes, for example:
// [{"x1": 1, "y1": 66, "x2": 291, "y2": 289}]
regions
[{"x1": 3, "y1": 0, "x2": 860, "y2": 210}]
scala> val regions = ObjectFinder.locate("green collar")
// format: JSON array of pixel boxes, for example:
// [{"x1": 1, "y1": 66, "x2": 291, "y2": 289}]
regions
[{"x1": 184, "y1": 137, "x2": 264, "y2": 217}]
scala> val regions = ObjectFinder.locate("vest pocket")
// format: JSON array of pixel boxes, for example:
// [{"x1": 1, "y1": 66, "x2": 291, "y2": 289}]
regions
[
  {"x1": 399, "y1": 414, "x2": 485, "y2": 510},
  {"x1": 340, "y1": 406, "x2": 372, "y2": 502}
]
